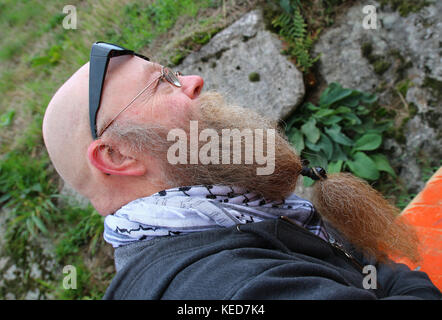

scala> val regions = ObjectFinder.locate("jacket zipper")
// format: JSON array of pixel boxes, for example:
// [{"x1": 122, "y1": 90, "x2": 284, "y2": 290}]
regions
[
  {"x1": 279, "y1": 216, "x2": 386, "y2": 295},
  {"x1": 279, "y1": 216, "x2": 364, "y2": 272}
]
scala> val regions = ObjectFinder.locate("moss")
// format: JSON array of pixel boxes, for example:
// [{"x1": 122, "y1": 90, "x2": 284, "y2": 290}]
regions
[
  {"x1": 373, "y1": 59, "x2": 391, "y2": 75},
  {"x1": 408, "y1": 102, "x2": 418, "y2": 118},
  {"x1": 416, "y1": 151, "x2": 442, "y2": 181},
  {"x1": 169, "y1": 50, "x2": 186, "y2": 66},
  {"x1": 375, "y1": 80, "x2": 388, "y2": 93},
  {"x1": 361, "y1": 42, "x2": 378, "y2": 64},
  {"x1": 248, "y1": 72, "x2": 260, "y2": 82},
  {"x1": 425, "y1": 109, "x2": 442, "y2": 133},
  {"x1": 391, "y1": 101, "x2": 418, "y2": 143},
  {"x1": 395, "y1": 79, "x2": 412, "y2": 97},
  {"x1": 395, "y1": 117, "x2": 409, "y2": 144},
  {"x1": 215, "y1": 50, "x2": 224, "y2": 60},
  {"x1": 423, "y1": 76, "x2": 442, "y2": 100},
  {"x1": 242, "y1": 35, "x2": 252, "y2": 42},
  {"x1": 388, "y1": 49, "x2": 403, "y2": 61},
  {"x1": 375, "y1": 107, "x2": 396, "y2": 120},
  {"x1": 379, "y1": 0, "x2": 430, "y2": 17},
  {"x1": 361, "y1": 42, "x2": 373, "y2": 60},
  {"x1": 396, "y1": 61, "x2": 413, "y2": 80},
  {"x1": 360, "y1": 42, "x2": 391, "y2": 75},
  {"x1": 191, "y1": 27, "x2": 223, "y2": 46},
  {"x1": 168, "y1": 26, "x2": 223, "y2": 66}
]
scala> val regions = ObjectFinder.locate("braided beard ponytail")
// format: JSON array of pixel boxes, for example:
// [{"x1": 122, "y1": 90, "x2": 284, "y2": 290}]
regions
[{"x1": 310, "y1": 171, "x2": 420, "y2": 263}]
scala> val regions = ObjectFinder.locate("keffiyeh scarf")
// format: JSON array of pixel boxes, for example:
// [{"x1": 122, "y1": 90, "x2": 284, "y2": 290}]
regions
[{"x1": 103, "y1": 185, "x2": 329, "y2": 248}]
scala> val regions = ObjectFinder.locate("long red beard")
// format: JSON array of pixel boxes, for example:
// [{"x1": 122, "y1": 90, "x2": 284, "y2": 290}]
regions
[
  {"x1": 107, "y1": 91, "x2": 420, "y2": 263},
  {"x1": 313, "y1": 173, "x2": 420, "y2": 263},
  {"x1": 166, "y1": 92, "x2": 302, "y2": 201}
]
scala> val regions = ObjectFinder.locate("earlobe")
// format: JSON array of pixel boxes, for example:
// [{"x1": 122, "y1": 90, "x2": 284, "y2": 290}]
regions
[{"x1": 87, "y1": 140, "x2": 146, "y2": 176}]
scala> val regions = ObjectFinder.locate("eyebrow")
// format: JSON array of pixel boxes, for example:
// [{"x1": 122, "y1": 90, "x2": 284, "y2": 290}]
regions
[
  {"x1": 143, "y1": 61, "x2": 162, "y2": 76},
  {"x1": 136, "y1": 63, "x2": 163, "y2": 103}
]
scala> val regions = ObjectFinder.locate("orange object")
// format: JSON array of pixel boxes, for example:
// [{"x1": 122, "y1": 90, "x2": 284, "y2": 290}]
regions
[{"x1": 393, "y1": 167, "x2": 442, "y2": 291}]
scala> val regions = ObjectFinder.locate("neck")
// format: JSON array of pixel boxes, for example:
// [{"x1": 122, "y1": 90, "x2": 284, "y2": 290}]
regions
[{"x1": 88, "y1": 176, "x2": 172, "y2": 216}]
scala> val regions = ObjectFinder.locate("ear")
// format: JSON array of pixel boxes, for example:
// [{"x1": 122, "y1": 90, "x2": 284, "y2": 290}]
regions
[{"x1": 87, "y1": 140, "x2": 146, "y2": 176}]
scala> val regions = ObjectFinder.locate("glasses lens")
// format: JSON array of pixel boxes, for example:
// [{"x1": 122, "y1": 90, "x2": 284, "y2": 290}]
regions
[{"x1": 163, "y1": 68, "x2": 181, "y2": 87}]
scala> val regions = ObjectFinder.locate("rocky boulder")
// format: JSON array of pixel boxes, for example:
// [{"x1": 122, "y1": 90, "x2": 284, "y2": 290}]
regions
[{"x1": 178, "y1": 9, "x2": 305, "y2": 120}]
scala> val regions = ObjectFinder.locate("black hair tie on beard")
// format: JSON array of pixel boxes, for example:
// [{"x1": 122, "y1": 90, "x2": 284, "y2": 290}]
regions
[{"x1": 300, "y1": 159, "x2": 327, "y2": 181}]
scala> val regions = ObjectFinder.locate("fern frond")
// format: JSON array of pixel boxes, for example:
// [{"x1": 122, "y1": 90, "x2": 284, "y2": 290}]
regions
[
  {"x1": 291, "y1": 7, "x2": 307, "y2": 39},
  {"x1": 272, "y1": 4, "x2": 318, "y2": 72}
]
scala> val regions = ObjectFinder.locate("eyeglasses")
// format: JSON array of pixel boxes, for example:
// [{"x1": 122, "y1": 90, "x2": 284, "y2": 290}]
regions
[{"x1": 88, "y1": 41, "x2": 182, "y2": 139}]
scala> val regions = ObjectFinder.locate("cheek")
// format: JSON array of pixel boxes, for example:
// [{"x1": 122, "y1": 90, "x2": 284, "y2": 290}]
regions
[{"x1": 153, "y1": 95, "x2": 192, "y2": 125}]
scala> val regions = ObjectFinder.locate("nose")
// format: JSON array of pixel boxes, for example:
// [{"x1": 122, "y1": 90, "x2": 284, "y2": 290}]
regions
[{"x1": 180, "y1": 75, "x2": 204, "y2": 99}]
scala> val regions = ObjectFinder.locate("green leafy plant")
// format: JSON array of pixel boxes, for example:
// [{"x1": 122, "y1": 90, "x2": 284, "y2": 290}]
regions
[
  {"x1": 0, "y1": 150, "x2": 59, "y2": 257},
  {"x1": 0, "y1": 110, "x2": 15, "y2": 127},
  {"x1": 286, "y1": 82, "x2": 396, "y2": 186},
  {"x1": 0, "y1": 0, "x2": 230, "y2": 300},
  {"x1": 30, "y1": 44, "x2": 63, "y2": 68},
  {"x1": 272, "y1": 0, "x2": 319, "y2": 72},
  {"x1": 55, "y1": 204, "x2": 104, "y2": 261}
]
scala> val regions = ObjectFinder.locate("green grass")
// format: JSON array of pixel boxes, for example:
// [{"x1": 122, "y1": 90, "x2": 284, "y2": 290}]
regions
[
  {"x1": 0, "y1": 0, "x2": 227, "y2": 299},
  {"x1": 1, "y1": 0, "x2": 430, "y2": 299}
]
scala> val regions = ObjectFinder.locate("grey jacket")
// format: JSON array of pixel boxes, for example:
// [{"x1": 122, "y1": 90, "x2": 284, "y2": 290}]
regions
[{"x1": 103, "y1": 217, "x2": 441, "y2": 300}]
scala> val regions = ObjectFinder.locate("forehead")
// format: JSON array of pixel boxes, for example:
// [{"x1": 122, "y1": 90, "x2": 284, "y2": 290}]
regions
[
  {"x1": 104, "y1": 57, "x2": 164, "y2": 98},
  {"x1": 139, "y1": 58, "x2": 162, "y2": 75},
  {"x1": 98, "y1": 57, "x2": 161, "y2": 119},
  {"x1": 106, "y1": 55, "x2": 161, "y2": 81}
]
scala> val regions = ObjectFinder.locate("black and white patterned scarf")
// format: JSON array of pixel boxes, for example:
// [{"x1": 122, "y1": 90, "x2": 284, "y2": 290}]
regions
[{"x1": 103, "y1": 185, "x2": 329, "y2": 248}]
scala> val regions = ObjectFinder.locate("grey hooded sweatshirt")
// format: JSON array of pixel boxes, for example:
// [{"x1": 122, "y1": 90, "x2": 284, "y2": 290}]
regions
[{"x1": 103, "y1": 218, "x2": 441, "y2": 300}]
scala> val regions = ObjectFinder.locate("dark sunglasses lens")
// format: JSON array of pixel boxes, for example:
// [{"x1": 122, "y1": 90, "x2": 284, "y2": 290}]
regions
[{"x1": 163, "y1": 68, "x2": 181, "y2": 87}]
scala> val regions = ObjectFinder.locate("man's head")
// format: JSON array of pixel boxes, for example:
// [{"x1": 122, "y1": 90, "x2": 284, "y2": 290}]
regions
[
  {"x1": 42, "y1": 42, "x2": 299, "y2": 212},
  {"x1": 43, "y1": 46, "x2": 204, "y2": 215},
  {"x1": 43, "y1": 43, "x2": 418, "y2": 263}
]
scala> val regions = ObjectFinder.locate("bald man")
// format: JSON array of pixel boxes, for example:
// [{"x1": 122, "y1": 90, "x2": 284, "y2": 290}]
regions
[
  {"x1": 43, "y1": 53, "x2": 204, "y2": 215},
  {"x1": 43, "y1": 42, "x2": 441, "y2": 300}
]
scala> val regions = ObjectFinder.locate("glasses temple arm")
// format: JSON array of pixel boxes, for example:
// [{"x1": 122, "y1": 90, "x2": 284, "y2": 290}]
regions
[{"x1": 96, "y1": 75, "x2": 161, "y2": 137}]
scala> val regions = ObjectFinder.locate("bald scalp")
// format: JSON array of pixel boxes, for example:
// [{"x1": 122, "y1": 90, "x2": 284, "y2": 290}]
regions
[
  {"x1": 42, "y1": 55, "x2": 170, "y2": 214},
  {"x1": 43, "y1": 63, "x2": 93, "y2": 195}
]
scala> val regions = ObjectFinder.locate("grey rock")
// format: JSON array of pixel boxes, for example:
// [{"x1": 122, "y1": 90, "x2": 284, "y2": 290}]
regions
[
  {"x1": 313, "y1": 1, "x2": 442, "y2": 194},
  {"x1": 405, "y1": 116, "x2": 437, "y2": 153},
  {"x1": 406, "y1": 86, "x2": 431, "y2": 113},
  {"x1": 0, "y1": 256, "x2": 9, "y2": 271},
  {"x1": 314, "y1": 14, "x2": 378, "y2": 93},
  {"x1": 179, "y1": 9, "x2": 305, "y2": 120},
  {"x1": 314, "y1": 1, "x2": 442, "y2": 91},
  {"x1": 25, "y1": 288, "x2": 40, "y2": 300},
  {"x1": 395, "y1": 115, "x2": 438, "y2": 192},
  {"x1": 30, "y1": 263, "x2": 42, "y2": 280},
  {"x1": 5, "y1": 293, "x2": 16, "y2": 300},
  {"x1": 382, "y1": 13, "x2": 397, "y2": 30},
  {"x1": 4, "y1": 264, "x2": 20, "y2": 281}
]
